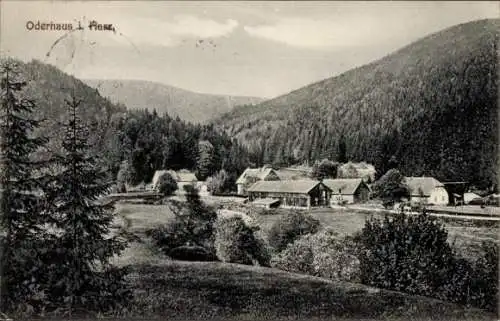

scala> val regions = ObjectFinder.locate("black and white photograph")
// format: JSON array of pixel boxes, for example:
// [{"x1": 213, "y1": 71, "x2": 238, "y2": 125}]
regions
[{"x1": 0, "y1": 1, "x2": 498, "y2": 320}]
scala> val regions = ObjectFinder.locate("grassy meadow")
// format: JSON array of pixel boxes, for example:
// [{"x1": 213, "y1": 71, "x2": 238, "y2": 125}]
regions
[{"x1": 102, "y1": 199, "x2": 499, "y2": 320}]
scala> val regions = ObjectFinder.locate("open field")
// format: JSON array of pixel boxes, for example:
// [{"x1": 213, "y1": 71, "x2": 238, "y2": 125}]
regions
[
  {"x1": 103, "y1": 201, "x2": 499, "y2": 320},
  {"x1": 114, "y1": 201, "x2": 499, "y2": 261},
  {"x1": 428, "y1": 205, "x2": 500, "y2": 216}
]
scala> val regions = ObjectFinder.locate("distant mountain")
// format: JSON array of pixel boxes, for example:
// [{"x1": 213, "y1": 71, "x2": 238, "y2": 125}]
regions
[
  {"x1": 215, "y1": 19, "x2": 499, "y2": 188},
  {"x1": 83, "y1": 79, "x2": 265, "y2": 123}
]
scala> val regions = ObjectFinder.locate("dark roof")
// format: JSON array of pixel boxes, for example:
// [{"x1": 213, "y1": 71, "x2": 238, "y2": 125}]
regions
[{"x1": 247, "y1": 180, "x2": 327, "y2": 194}]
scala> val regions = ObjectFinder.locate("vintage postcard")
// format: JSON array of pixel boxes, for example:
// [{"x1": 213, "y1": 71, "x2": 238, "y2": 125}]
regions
[{"x1": 0, "y1": 1, "x2": 498, "y2": 320}]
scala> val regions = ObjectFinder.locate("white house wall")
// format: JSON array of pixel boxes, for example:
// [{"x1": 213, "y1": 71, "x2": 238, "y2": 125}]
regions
[{"x1": 429, "y1": 187, "x2": 449, "y2": 205}]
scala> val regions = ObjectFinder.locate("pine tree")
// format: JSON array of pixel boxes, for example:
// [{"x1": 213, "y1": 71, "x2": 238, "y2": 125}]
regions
[
  {"x1": 196, "y1": 140, "x2": 214, "y2": 181},
  {"x1": 43, "y1": 95, "x2": 129, "y2": 313},
  {"x1": 0, "y1": 59, "x2": 51, "y2": 312},
  {"x1": 337, "y1": 133, "x2": 348, "y2": 163}
]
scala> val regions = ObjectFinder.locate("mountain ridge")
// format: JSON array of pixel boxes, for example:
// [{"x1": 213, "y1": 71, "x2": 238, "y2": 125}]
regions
[{"x1": 83, "y1": 78, "x2": 265, "y2": 123}]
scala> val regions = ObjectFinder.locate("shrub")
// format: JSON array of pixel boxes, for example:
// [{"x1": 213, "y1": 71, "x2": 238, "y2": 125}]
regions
[
  {"x1": 214, "y1": 216, "x2": 270, "y2": 267},
  {"x1": 470, "y1": 241, "x2": 498, "y2": 312},
  {"x1": 147, "y1": 187, "x2": 217, "y2": 256},
  {"x1": 268, "y1": 211, "x2": 321, "y2": 252},
  {"x1": 371, "y1": 169, "x2": 410, "y2": 208},
  {"x1": 157, "y1": 172, "x2": 178, "y2": 196},
  {"x1": 354, "y1": 212, "x2": 454, "y2": 297},
  {"x1": 437, "y1": 241, "x2": 498, "y2": 312},
  {"x1": 207, "y1": 169, "x2": 232, "y2": 194},
  {"x1": 271, "y1": 229, "x2": 360, "y2": 282}
]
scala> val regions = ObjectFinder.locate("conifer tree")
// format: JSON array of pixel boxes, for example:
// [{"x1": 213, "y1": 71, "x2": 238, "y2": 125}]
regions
[
  {"x1": 337, "y1": 133, "x2": 348, "y2": 164},
  {"x1": 43, "y1": 95, "x2": 129, "y2": 313},
  {"x1": 0, "y1": 59, "x2": 50, "y2": 312}
]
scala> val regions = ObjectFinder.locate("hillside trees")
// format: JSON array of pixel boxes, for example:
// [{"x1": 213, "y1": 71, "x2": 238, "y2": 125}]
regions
[
  {"x1": 114, "y1": 110, "x2": 250, "y2": 187},
  {"x1": 42, "y1": 96, "x2": 129, "y2": 312},
  {"x1": 0, "y1": 59, "x2": 52, "y2": 311},
  {"x1": 216, "y1": 19, "x2": 499, "y2": 189}
]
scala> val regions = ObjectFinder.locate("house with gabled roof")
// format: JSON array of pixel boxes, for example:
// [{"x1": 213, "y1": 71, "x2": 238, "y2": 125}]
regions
[
  {"x1": 236, "y1": 166, "x2": 280, "y2": 195},
  {"x1": 247, "y1": 180, "x2": 331, "y2": 209},
  {"x1": 405, "y1": 176, "x2": 449, "y2": 205},
  {"x1": 323, "y1": 178, "x2": 370, "y2": 205}
]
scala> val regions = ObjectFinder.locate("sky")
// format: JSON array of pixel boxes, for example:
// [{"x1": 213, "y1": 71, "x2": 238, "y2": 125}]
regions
[{"x1": 1, "y1": 1, "x2": 498, "y2": 98}]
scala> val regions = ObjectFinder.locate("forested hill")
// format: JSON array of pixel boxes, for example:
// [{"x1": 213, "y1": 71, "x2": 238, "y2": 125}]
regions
[
  {"x1": 215, "y1": 19, "x2": 499, "y2": 189},
  {"x1": 83, "y1": 79, "x2": 264, "y2": 123},
  {"x1": 6, "y1": 59, "x2": 251, "y2": 183},
  {"x1": 15, "y1": 59, "x2": 127, "y2": 157}
]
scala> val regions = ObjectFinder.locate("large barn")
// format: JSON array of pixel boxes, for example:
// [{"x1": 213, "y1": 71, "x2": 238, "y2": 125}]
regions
[
  {"x1": 247, "y1": 180, "x2": 332, "y2": 209},
  {"x1": 323, "y1": 178, "x2": 370, "y2": 205}
]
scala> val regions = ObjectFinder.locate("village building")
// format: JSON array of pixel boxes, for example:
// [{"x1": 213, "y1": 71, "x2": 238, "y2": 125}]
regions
[
  {"x1": 323, "y1": 178, "x2": 370, "y2": 205},
  {"x1": 405, "y1": 176, "x2": 449, "y2": 206},
  {"x1": 236, "y1": 166, "x2": 280, "y2": 195},
  {"x1": 152, "y1": 169, "x2": 198, "y2": 193},
  {"x1": 247, "y1": 180, "x2": 332, "y2": 209},
  {"x1": 463, "y1": 192, "x2": 482, "y2": 204}
]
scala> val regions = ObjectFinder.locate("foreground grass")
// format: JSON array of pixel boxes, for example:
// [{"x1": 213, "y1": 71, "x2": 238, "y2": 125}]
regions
[{"x1": 124, "y1": 261, "x2": 495, "y2": 320}]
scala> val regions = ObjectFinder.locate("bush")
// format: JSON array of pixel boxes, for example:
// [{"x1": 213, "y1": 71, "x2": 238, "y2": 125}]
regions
[
  {"x1": 146, "y1": 220, "x2": 192, "y2": 255},
  {"x1": 440, "y1": 241, "x2": 498, "y2": 312},
  {"x1": 207, "y1": 169, "x2": 232, "y2": 194},
  {"x1": 271, "y1": 229, "x2": 360, "y2": 282},
  {"x1": 157, "y1": 173, "x2": 178, "y2": 196},
  {"x1": 371, "y1": 169, "x2": 410, "y2": 207},
  {"x1": 268, "y1": 211, "x2": 320, "y2": 252},
  {"x1": 214, "y1": 216, "x2": 270, "y2": 267},
  {"x1": 354, "y1": 213, "x2": 455, "y2": 297},
  {"x1": 147, "y1": 187, "x2": 217, "y2": 256}
]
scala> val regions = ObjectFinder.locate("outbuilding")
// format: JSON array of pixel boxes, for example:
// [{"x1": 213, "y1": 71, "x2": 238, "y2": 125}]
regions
[{"x1": 322, "y1": 178, "x2": 370, "y2": 205}]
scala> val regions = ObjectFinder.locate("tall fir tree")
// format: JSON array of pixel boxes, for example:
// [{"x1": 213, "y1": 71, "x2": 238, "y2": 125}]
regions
[
  {"x1": 0, "y1": 59, "x2": 51, "y2": 312},
  {"x1": 337, "y1": 133, "x2": 348, "y2": 164},
  {"x1": 43, "y1": 95, "x2": 129, "y2": 313}
]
